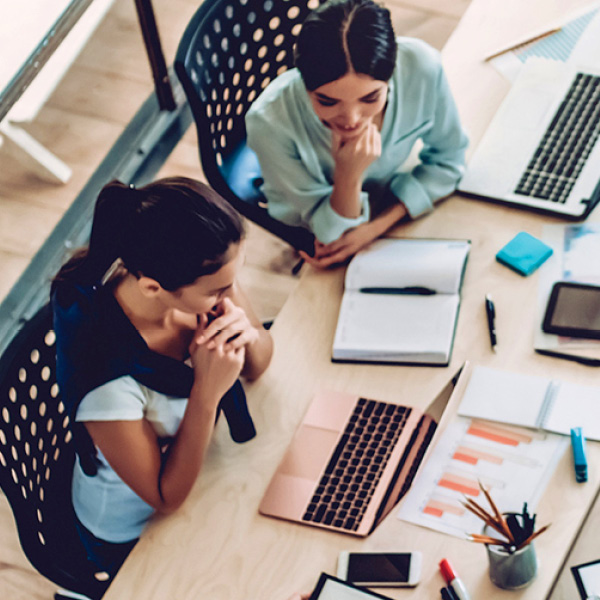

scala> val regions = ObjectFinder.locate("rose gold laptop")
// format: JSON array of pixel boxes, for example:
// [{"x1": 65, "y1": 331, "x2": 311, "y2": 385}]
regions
[{"x1": 259, "y1": 369, "x2": 465, "y2": 536}]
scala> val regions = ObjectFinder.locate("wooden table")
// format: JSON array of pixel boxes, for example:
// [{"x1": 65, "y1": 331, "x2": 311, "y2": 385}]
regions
[{"x1": 104, "y1": 0, "x2": 600, "y2": 598}]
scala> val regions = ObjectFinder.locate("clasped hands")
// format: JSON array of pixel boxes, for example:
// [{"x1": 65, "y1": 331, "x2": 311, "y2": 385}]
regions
[{"x1": 188, "y1": 297, "x2": 259, "y2": 398}]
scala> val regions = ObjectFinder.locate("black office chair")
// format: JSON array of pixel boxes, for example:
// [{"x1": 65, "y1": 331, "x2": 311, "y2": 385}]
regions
[
  {"x1": 0, "y1": 303, "x2": 109, "y2": 600},
  {"x1": 175, "y1": 0, "x2": 326, "y2": 256}
]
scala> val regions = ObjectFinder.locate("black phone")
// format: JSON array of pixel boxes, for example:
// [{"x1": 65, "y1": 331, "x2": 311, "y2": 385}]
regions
[
  {"x1": 337, "y1": 552, "x2": 422, "y2": 587},
  {"x1": 542, "y1": 281, "x2": 600, "y2": 339}
]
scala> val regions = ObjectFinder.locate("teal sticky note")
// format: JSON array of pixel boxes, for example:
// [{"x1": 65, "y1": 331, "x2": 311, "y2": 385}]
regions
[{"x1": 496, "y1": 231, "x2": 553, "y2": 276}]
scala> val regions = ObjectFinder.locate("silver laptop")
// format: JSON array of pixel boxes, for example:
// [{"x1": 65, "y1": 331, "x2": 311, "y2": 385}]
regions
[
  {"x1": 459, "y1": 59, "x2": 600, "y2": 219},
  {"x1": 259, "y1": 369, "x2": 466, "y2": 537}
]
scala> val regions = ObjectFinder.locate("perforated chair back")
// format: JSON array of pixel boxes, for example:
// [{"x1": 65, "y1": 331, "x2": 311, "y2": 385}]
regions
[
  {"x1": 175, "y1": 0, "x2": 325, "y2": 255},
  {"x1": 0, "y1": 303, "x2": 107, "y2": 599}
]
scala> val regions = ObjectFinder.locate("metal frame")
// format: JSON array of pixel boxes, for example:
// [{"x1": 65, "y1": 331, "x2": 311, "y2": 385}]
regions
[
  {"x1": 0, "y1": 0, "x2": 95, "y2": 122},
  {"x1": 0, "y1": 0, "x2": 184, "y2": 354},
  {"x1": 134, "y1": 0, "x2": 176, "y2": 111},
  {"x1": 0, "y1": 73, "x2": 192, "y2": 357}
]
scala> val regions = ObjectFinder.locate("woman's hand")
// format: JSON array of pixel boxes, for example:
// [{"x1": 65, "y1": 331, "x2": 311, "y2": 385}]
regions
[
  {"x1": 301, "y1": 203, "x2": 409, "y2": 269},
  {"x1": 328, "y1": 123, "x2": 381, "y2": 220},
  {"x1": 196, "y1": 297, "x2": 260, "y2": 352},
  {"x1": 332, "y1": 122, "x2": 381, "y2": 180},
  {"x1": 299, "y1": 221, "x2": 379, "y2": 269},
  {"x1": 188, "y1": 309, "x2": 246, "y2": 402}
]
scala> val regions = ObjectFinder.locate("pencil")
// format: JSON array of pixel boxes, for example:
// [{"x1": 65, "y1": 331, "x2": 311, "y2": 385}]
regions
[
  {"x1": 478, "y1": 481, "x2": 515, "y2": 544},
  {"x1": 484, "y1": 28, "x2": 561, "y2": 61},
  {"x1": 461, "y1": 500, "x2": 507, "y2": 539},
  {"x1": 468, "y1": 533, "x2": 509, "y2": 546},
  {"x1": 515, "y1": 523, "x2": 551, "y2": 551}
]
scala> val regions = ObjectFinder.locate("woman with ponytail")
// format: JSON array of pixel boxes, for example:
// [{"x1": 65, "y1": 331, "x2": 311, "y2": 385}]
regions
[{"x1": 51, "y1": 177, "x2": 272, "y2": 587}]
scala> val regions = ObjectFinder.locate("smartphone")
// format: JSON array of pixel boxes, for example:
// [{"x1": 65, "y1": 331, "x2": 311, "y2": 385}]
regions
[
  {"x1": 542, "y1": 282, "x2": 600, "y2": 339},
  {"x1": 337, "y1": 551, "x2": 422, "y2": 587}
]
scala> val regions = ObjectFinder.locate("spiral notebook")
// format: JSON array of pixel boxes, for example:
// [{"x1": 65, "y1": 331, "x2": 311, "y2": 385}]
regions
[{"x1": 457, "y1": 365, "x2": 600, "y2": 440}]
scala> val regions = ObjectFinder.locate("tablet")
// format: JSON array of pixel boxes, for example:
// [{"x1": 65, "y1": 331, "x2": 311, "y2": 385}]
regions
[
  {"x1": 542, "y1": 282, "x2": 600, "y2": 339},
  {"x1": 308, "y1": 574, "x2": 394, "y2": 600}
]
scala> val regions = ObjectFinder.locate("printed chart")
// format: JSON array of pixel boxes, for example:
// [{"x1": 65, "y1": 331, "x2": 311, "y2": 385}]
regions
[
  {"x1": 397, "y1": 417, "x2": 567, "y2": 538},
  {"x1": 490, "y1": 6, "x2": 600, "y2": 82}
]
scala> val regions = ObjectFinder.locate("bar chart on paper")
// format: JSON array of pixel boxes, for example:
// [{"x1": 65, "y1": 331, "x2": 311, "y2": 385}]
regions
[{"x1": 397, "y1": 417, "x2": 567, "y2": 538}]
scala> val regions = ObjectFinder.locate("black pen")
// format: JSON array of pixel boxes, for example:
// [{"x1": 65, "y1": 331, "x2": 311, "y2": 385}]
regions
[
  {"x1": 360, "y1": 286, "x2": 437, "y2": 295},
  {"x1": 441, "y1": 585, "x2": 460, "y2": 600},
  {"x1": 485, "y1": 293, "x2": 497, "y2": 352}
]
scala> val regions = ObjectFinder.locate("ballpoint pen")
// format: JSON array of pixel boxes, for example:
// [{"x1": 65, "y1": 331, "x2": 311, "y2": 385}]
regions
[
  {"x1": 485, "y1": 294, "x2": 497, "y2": 352},
  {"x1": 360, "y1": 286, "x2": 436, "y2": 295},
  {"x1": 441, "y1": 586, "x2": 459, "y2": 600}
]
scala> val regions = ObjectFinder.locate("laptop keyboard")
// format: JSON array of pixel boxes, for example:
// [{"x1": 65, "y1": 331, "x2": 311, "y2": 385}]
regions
[
  {"x1": 514, "y1": 72, "x2": 600, "y2": 203},
  {"x1": 301, "y1": 398, "x2": 410, "y2": 532}
]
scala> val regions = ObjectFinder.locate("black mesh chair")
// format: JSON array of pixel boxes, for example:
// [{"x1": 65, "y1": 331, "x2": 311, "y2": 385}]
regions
[
  {"x1": 175, "y1": 0, "x2": 326, "y2": 256},
  {"x1": 0, "y1": 303, "x2": 109, "y2": 600}
]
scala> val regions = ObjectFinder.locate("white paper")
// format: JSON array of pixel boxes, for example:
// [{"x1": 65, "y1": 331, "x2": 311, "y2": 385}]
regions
[
  {"x1": 456, "y1": 366, "x2": 600, "y2": 441},
  {"x1": 344, "y1": 238, "x2": 469, "y2": 295},
  {"x1": 333, "y1": 293, "x2": 459, "y2": 362},
  {"x1": 545, "y1": 382, "x2": 600, "y2": 438},
  {"x1": 490, "y1": 6, "x2": 600, "y2": 82},
  {"x1": 457, "y1": 366, "x2": 549, "y2": 429}
]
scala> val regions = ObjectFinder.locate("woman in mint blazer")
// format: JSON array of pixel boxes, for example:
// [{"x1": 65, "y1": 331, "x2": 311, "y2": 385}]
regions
[{"x1": 246, "y1": 0, "x2": 468, "y2": 268}]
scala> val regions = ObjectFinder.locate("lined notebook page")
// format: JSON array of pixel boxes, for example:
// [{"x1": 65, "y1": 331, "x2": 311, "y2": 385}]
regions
[
  {"x1": 344, "y1": 239, "x2": 470, "y2": 294},
  {"x1": 333, "y1": 294, "x2": 459, "y2": 360}
]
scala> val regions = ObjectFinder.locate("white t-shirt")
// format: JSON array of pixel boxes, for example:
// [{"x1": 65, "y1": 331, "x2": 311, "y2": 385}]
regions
[{"x1": 72, "y1": 376, "x2": 187, "y2": 542}]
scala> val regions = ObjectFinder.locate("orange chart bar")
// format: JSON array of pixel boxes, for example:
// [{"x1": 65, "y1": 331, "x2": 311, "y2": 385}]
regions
[
  {"x1": 467, "y1": 420, "x2": 535, "y2": 446},
  {"x1": 453, "y1": 445, "x2": 503, "y2": 466},
  {"x1": 423, "y1": 499, "x2": 465, "y2": 518},
  {"x1": 438, "y1": 472, "x2": 480, "y2": 496}
]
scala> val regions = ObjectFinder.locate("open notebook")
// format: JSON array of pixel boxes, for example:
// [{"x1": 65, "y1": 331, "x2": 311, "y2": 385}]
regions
[
  {"x1": 457, "y1": 365, "x2": 600, "y2": 440},
  {"x1": 332, "y1": 238, "x2": 470, "y2": 365}
]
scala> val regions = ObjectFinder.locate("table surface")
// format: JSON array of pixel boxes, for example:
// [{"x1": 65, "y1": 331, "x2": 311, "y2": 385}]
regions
[{"x1": 103, "y1": 0, "x2": 600, "y2": 598}]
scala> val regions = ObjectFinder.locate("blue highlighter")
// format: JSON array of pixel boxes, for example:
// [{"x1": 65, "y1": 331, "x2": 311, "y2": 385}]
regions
[{"x1": 571, "y1": 427, "x2": 588, "y2": 483}]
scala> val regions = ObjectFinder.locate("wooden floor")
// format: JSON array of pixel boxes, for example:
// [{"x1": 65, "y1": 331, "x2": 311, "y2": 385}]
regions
[{"x1": 0, "y1": 0, "x2": 469, "y2": 597}]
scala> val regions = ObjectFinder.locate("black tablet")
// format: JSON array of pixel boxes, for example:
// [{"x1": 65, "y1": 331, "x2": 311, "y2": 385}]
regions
[
  {"x1": 542, "y1": 282, "x2": 600, "y2": 339},
  {"x1": 308, "y1": 573, "x2": 394, "y2": 600}
]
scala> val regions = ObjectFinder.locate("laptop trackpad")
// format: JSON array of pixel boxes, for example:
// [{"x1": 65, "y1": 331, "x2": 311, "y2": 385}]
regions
[{"x1": 279, "y1": 425, "x2": 339, "y2": 480}]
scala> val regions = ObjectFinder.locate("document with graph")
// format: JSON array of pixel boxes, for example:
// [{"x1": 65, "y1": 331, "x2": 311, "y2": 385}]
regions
[
  {"x1": 396, "y1": 415, "x2": 567, "y2": 538},
  {"x1": 490, "y1": 6, "x2": 600, "y2": 82}
]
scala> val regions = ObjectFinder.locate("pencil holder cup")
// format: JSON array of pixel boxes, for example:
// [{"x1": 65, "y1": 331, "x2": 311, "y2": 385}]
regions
[{"x1": 484, "y1": 536, "x2": 538, "y2": 590}]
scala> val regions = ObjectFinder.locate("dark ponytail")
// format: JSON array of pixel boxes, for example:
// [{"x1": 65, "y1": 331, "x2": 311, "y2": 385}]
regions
[{"x1": 52, "y1": 177, "x2": 245, "y2": 293}]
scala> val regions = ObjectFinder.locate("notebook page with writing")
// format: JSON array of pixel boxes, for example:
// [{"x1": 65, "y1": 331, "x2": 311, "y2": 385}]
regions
[
  {"x1": 344, "y1": 239, "x2": 469, "y2": 293},
  {"x1": 333, "y1": 293, "x2": 459, "y2": 362}
]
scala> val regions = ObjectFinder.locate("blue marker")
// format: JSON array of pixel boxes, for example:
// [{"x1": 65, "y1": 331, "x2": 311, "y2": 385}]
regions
[{"x1": 571, "y1": 427, "x2": 588, "y2": 483}]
